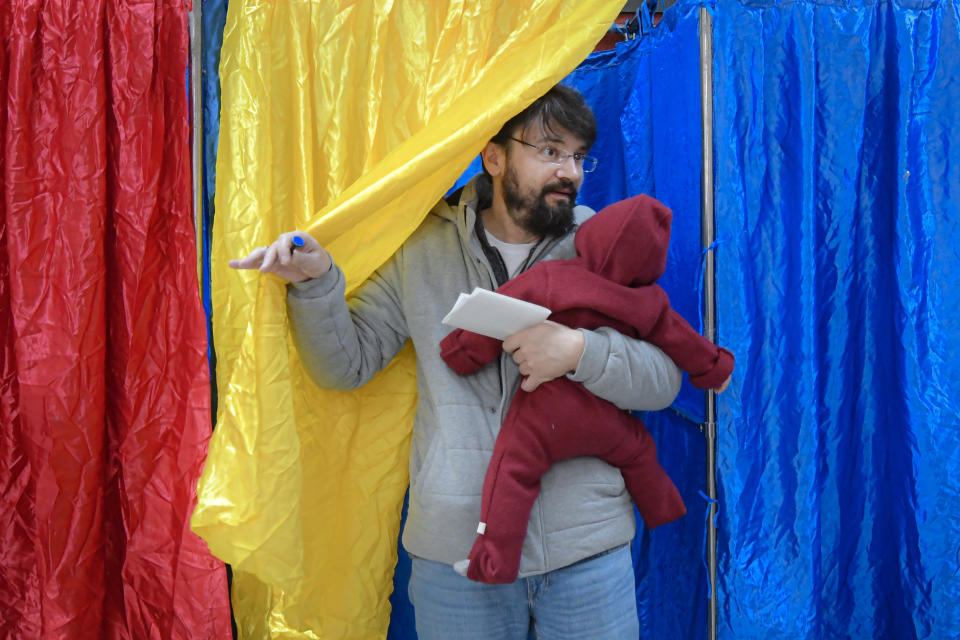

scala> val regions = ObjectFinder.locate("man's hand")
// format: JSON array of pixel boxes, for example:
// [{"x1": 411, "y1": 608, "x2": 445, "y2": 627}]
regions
[
  {"x1": 228, "y1": 232, "x2": 332, "y2": 282},
  {"x1": 503, "y1": 320, "x2": 585, "y2": 392},
  {"x1": 715, "y1": 375, "x2": 732, "y2": 394}
]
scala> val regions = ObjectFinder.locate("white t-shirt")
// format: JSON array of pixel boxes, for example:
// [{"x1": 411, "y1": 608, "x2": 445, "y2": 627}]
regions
[{"x1": 484, "y1": 230, "x2": 537, "y2": 279}]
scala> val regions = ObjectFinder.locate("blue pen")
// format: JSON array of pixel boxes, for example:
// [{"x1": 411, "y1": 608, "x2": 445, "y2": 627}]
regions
[{"x1": 291, "y1": 235, "x2": 305, "y2": 251}]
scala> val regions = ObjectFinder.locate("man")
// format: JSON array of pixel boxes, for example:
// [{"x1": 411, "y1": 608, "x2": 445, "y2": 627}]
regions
[{"x1": 230, "y1": 85, "x2": 681, "y2": 639}]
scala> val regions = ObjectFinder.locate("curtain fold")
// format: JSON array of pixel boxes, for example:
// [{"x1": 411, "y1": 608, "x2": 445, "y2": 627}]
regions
[
  {"x1": 0, "y1": 1, "x2": 231, "y2": 638},
  {"x1": 191, "y1": 1, "x2": 625, "y2": 638}
]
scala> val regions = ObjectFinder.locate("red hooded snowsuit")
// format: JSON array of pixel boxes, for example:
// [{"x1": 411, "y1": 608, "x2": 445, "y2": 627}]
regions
[{"x1": 439, "y1": 194, "x2": 734, "y2": 584}]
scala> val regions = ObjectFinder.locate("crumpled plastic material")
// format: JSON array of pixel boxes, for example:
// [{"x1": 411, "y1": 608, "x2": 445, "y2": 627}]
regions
[
  {"x1": 1, "y1": 0, "x2": 231, "y2": 638},
  {"x1": 189, "y1": 0, "x2": 624, "y2": 637},
  {"x1": 711, "y1": 0, "x2": 960, "y2": 638}
]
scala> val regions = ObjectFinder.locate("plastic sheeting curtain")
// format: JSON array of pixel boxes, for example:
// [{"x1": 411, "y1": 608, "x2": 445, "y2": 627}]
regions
[
  {"x1": 195, "y1": 0, "x2": 960, "y2": 639},
  {"x1": 200, "y1": 0, "x2": 228, "y2": 387},
  {"x1": 190, "y1": 1, "x2": 626, "y2": 638},
  {"x1": 711, "y1": 0, "x2": 960, "y2": 638},
  {"x1": 0, "y1": 1, "x2": 231, "y2": 638}
]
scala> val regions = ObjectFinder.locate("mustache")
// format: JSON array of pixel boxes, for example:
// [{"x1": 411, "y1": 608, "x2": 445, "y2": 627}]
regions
[{"x1": 540, "y1": 180, "x2": 577, "y2": 201}]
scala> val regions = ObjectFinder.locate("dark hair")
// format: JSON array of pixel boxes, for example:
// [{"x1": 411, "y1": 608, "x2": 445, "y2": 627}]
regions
[{"x1": 490, "y1": 84, "x2": 597, "y2": 151}]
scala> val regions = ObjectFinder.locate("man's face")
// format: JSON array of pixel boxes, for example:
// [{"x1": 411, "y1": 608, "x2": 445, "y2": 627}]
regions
[{"x1": 500, "y1": 124, "x2": 588, "y2": 238}]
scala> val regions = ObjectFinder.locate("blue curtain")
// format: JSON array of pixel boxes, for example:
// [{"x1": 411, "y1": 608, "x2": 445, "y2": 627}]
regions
[
  {"x1": 712, "y1": 0, "x2": 960, "y2": 638},
  {"x1": 201, "y1": 0, "x2": 228, "y2": 388},
  {"x1": 202, "y1": 0, "x2": 960, "y2": 637}
]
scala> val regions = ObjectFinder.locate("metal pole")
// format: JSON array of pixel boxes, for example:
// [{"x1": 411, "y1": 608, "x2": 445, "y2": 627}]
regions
[
  {"x1": 698, "y1": 8, "x2": 718, "y2": 640},
  {"x1": 189, "y1": 1, "x2": 204, "y2": 291}
]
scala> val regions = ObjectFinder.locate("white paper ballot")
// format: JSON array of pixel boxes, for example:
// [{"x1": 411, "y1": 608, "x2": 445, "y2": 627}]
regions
[{"x1": 441, "y1": 288, "x2": 552, "y2": 340}]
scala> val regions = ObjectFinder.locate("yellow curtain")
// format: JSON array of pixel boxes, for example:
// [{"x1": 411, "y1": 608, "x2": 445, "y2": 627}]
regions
[{"x1": 191, "y1": 1, "x2": 623, "y2": 637}]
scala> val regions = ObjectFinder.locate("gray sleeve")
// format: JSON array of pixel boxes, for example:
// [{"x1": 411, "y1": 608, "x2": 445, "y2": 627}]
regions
[
  {"x1": 567, "y1": 327, "x2": 682, "y2": 411},
  {"x1": 286, "y1": 253, "x2": 408, "y2": 391}
]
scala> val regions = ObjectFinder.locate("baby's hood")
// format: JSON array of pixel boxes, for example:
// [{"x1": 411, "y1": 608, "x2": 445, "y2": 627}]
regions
[{"x1": 573, "y1": 194, "x2": 673, "y2": 285}]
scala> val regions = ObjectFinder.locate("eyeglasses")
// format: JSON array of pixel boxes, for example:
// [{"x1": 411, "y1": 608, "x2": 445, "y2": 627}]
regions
[{"x1": 509, "y1": 137, "x2": 599, "y2": 173}]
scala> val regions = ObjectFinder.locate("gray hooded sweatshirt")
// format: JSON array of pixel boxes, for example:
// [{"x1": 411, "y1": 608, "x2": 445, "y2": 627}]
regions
[{"x1": 287, "y1": 176, "x2": 681, "y2": 576}]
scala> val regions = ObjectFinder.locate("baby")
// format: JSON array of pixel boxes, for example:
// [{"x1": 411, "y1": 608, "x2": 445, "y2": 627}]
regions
[{"x1": 441, "y1": 194, "x2": 734, "y2": 584}]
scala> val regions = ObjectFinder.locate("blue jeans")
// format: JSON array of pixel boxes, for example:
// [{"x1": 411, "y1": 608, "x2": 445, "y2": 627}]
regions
[{"x1": 407, "y1": 545, "x2": 639, "y2": 639}]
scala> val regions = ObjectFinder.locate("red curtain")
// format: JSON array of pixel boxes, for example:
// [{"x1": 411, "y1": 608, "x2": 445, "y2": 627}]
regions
[{"x1": 1, "y1": 1, "x2": 231, "y2": 637}]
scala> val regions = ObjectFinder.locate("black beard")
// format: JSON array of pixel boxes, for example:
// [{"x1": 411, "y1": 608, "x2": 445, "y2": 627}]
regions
[{"x1": 502, "y1": 166, "x2": 577, "y2": 238}]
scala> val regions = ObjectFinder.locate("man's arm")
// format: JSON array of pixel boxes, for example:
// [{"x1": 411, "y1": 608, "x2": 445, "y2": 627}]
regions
[
  {"x1": 231, "y1": 232, "x2": 409, "y2": 390},
  {"x1": 571, "y1": 327, "x2": 682, "y2": 411},
  {"x1": 286, "y1": 259, "x2": 409, "y2": 390},
  {"x1": 504, "y1": 322, "x2": 681, "y2": 411}
]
